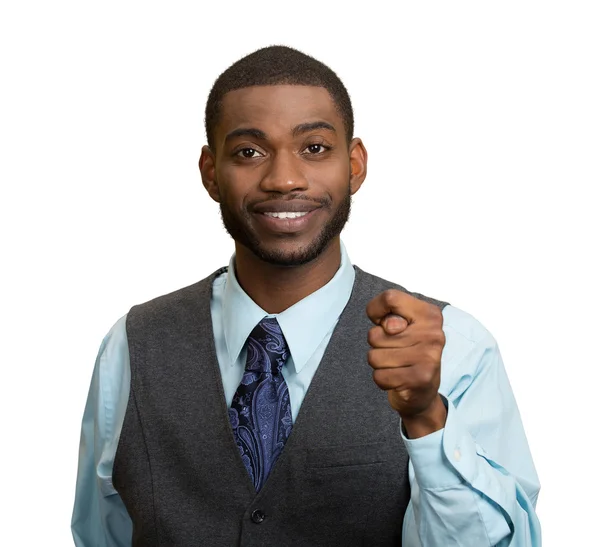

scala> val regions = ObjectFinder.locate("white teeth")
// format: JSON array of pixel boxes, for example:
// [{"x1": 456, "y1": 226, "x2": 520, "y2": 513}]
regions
[{"x1": 264, "y1": 211, "x2": 309, "y2": 219}]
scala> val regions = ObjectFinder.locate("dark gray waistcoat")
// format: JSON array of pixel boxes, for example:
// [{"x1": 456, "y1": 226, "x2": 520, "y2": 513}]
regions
[{"x1": 114, "y1": 266, "x2": 448, "y2": 546}]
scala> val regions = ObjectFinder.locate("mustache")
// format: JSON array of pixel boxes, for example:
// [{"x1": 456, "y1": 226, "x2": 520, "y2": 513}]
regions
[{"x1": 247, "y1": 193, "x2": 332, "y2": 209}]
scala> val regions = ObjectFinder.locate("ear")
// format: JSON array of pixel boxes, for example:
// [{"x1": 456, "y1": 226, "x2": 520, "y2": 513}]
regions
[
  {"x1": 199, "y1": 145, "x2": 220, "y2": 203},
  {"x1": 348, "y1": 138, "x2": 368, "y2": 195}
]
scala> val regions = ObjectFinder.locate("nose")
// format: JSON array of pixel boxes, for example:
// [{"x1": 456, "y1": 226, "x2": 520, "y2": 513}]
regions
[{"x1": 259, "y1": 151, "x2": 309, "y2": 194}]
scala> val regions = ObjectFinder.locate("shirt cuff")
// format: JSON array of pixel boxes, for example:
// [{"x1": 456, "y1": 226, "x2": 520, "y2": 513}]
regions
[{"x1": 401, "y1": 395, "x2": 478, "y2": 489}]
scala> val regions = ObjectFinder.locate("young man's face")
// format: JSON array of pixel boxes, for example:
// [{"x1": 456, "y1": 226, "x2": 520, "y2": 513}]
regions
[{"x1": 200, "y1": 85, "x2": 367, "y2": 267}]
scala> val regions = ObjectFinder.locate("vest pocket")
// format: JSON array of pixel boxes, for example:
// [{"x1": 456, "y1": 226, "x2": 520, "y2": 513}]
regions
[
  {"x1": 306, "y1": 441, "x2": 388, "y2": 469},
  {"x1": 297, "y1": 442, "x2": 390, "y2": 543}
]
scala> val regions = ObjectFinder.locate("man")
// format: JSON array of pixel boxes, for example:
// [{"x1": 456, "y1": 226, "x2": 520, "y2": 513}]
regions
[{"x1": 72, "y1": 46, "x2": 541, "y2": 546}]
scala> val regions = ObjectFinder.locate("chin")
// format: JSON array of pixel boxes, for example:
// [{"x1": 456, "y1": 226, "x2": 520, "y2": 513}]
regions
[
  {"x1": 250, "y1": 236, "x2": 338, "y2": 267},
  {"x1": 251, "y1": 245, "x2": 320, "y2": 267}
]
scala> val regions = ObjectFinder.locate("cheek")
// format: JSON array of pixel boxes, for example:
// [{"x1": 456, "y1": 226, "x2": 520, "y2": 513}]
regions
[
  {"x1": 308, "y1": 161, "x2": 350, "y2": 194},
  {"x1": 216, "y1": 168, "x2": 252, "y2": 205}
]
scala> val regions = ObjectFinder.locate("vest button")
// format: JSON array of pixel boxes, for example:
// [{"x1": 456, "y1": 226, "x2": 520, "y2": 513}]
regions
[{"x1": 251, "y1": 509, "x2": 266, "y2": 524}]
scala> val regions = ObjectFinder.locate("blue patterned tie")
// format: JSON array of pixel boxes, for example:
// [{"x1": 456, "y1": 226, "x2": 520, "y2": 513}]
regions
[{"x1": 228, "y1": 317, "x2": 293, "y2": 491}]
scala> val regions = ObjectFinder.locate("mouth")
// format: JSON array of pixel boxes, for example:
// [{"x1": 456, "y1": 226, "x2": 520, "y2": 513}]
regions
[
  {"x1": 263, "y1": 211, "x2": 310, "y2": 219},
  {"x1": 252, "y1": 199, "x2": 323, "y2": 214},
  {"x1": 253, "y1": 208, "x2": 321, "y2": 234},
  {"x1": 250, "y1": 199, "x2": 325, "y2": 234}
]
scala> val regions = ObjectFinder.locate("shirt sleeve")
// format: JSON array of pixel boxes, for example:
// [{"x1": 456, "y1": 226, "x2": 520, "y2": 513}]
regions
[
  {"x1": 71, "y1": 315, "x2": 133, "y2": 547},
  {"x1": 401, "y1": 306, "x2": 542, "y2": 547}
]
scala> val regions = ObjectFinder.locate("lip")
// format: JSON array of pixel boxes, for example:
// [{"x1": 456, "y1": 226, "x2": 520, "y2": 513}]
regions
[
  {"x1": 252, "y1": 200, "x2": 322, "y2": 214},
  {"x1": 253, "y1": 208, "x2": 321, "y2": 234}
]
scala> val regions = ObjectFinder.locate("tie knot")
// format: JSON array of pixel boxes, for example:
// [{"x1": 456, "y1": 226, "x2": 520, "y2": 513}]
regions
[{"x1": 245, "y1": 317, "x2": 289, "y2": 374}]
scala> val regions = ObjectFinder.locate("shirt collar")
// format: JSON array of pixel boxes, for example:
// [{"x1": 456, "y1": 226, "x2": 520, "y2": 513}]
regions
[{"x1": 222, "y1": 241, "x2": 356, "y2": 374}]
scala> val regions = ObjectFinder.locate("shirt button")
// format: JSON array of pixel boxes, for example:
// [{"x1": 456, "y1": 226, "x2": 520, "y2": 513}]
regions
[
  {"x1": 453, "y1": 448, "x2": 462, "y2": 462},
  {"x1": 251, "y1": 509, "x2": 266, "y2": 524}
]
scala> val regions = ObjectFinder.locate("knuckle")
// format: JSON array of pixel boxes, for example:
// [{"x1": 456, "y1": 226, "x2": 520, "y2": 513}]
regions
[
  {"x1": 420, "y1": 366, "x2": 435, "y2": 386},
  {"x1": 367, "y1": 326, "x2": 382, "y2": 347},
  {"x1": 421, "y1": 329, "x2": 437, "y2": 346},
  {"x1": 382, "y1": 289, "x2": 397, "y2": 306},
  {"x1": 400, "y1": 389, "x2": 415, "y2": 403},
  {"x1": 424, "y1": 325, "x2": 445, "y2": 347},
  {"x1": 425, "y1": 304, "x2": 443, "y2": 323},
  {"x1": 367, "y1": 348, "x2": 377, "y2": 366},
  {"x1": 419, "y1": 364, "x2": 439, "y2": 388},
  {"x1": 427, "y1": 346, "x2": 441, "y2": 364},
  {"x1": 372, "y1": 369, "x2": 388, "y2": 390}
]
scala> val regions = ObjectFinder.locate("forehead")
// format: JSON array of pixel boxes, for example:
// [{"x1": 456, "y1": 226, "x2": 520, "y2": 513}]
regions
[{"x1": 217, "y1": 85, "x2": 342, "y2": 137}]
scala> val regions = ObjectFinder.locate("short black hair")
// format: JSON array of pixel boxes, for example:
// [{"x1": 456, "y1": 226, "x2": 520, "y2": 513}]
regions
[{"x1": 204, "y1": 45, "x2": 354, "y2": 150}]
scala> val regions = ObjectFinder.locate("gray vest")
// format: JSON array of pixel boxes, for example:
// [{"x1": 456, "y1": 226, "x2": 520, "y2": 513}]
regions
[{"x1": 114, "y1": 266, "x2": 448, "y2": 546}]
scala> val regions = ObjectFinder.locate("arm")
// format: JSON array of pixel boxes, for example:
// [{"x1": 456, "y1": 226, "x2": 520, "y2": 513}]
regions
[
  {"x1": 367, "y1": 292, "x2": 540, "y2": 546},
  {"x1": 402, "y1": 307, "x2": 541, "y2": 546},
  {"x1": 71, "y1": 315, "x2": 133, "y2": 547}
]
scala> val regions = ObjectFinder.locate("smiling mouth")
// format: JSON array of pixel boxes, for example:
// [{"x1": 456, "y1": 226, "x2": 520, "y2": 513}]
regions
[
  {"x1": 253, "y1": 208, "x2": 320, "y2": 234},
  {"x1": 263, "y1": 211, "x2": 309, "y2": 219}
]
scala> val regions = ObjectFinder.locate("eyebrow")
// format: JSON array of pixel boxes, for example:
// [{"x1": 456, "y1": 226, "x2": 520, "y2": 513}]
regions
[
  {"x1": 292, "y1": 121, "x2": 336, "y2": 137},
  {"x1": 224, "y1": 121, "x2": 337, "y2": 144},
  {"x1": 224, "y1": 127, "x2": 268, "y2": 143}
]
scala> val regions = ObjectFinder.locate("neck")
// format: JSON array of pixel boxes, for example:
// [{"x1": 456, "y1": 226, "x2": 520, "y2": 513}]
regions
[{"x1": 233, "y1": 239, "x2": 342, "y2": 314}]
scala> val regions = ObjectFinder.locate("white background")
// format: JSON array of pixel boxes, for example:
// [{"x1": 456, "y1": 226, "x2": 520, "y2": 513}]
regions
[{"x1": 1, "y1": 1, "x2": 598, "y2": 545}]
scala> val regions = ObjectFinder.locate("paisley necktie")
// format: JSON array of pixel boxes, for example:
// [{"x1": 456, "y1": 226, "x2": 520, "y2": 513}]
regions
[{"x1": 228, "y1": 317, "x2": 293, "y2": 491}]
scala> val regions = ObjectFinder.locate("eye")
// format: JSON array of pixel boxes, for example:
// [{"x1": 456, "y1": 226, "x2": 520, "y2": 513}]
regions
[
  {"x1": 236, "y1": 148, "x2": 263, "y2": 159},
  {"x1": 303, "y1": 143, "x2": 329, "y2": 155}
]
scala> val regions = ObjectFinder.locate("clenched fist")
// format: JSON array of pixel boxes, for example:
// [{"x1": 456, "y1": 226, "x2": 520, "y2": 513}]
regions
[{"x1": 366, "y1": 289, "x2": 447, "y2": 438}]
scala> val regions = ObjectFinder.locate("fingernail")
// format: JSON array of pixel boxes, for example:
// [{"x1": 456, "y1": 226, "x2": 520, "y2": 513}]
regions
[{"x1": 385, "y1": 316, "x2": 404, "y2": 332}]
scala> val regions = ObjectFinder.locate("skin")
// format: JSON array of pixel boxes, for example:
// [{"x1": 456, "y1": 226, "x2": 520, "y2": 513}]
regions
[
  {"x1": 200, "y1": 84, "x2": 446, "y2": 438},
  {"x1": 366, "y1": 293, "x2": 447, "y2": 437}
]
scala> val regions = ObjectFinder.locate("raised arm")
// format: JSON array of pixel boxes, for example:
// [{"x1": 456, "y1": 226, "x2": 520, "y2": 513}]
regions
[{"x1": 367, "y1": 293, "x2": 541, "y2": 546}]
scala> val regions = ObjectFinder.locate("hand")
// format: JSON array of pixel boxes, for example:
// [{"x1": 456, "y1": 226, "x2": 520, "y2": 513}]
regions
[{"x1": 366, "y1": 290, "x2": 447, "y2": 438}]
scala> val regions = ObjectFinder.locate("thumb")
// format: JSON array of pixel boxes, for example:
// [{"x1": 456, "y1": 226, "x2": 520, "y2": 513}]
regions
[{"x1": 381, "y1": 314, "x2": 409, "y2": 335}]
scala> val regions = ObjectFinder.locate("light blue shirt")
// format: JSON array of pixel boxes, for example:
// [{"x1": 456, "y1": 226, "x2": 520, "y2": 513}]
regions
[{"x1": 71, "y1": 242, "x2": 541, "y2": 546}]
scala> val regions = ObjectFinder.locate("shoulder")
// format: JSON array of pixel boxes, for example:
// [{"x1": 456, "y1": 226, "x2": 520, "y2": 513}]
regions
[
  {"x1": 126, "y1": 267, "x2": 227, "y2": 327},
  {"x1": 98, "y1": 313, "x2": 130, "y2": 377},
  {"x1": 353, "y1": 266, "x2": 449, "y2": 310},
  {"x1": 442, "y1": 305, "x2": 495, "y2": 348},
  {"x1": 92, "y1": 313, "x2": 131, "y2": 440},
  {"x1": 355, "y1": 264, "x2": 494, "y2": 346},
  {"x1": 133, "y1": 268, "x2": 226, "y2": 310},
  {"x1": 439, "y1": 304, "x2": 500, "y2": 398}
]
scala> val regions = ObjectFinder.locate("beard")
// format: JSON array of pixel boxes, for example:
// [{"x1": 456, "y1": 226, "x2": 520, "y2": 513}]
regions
[{"x1": 218, "y1": 183, "x2": 352, "y2": 267}]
